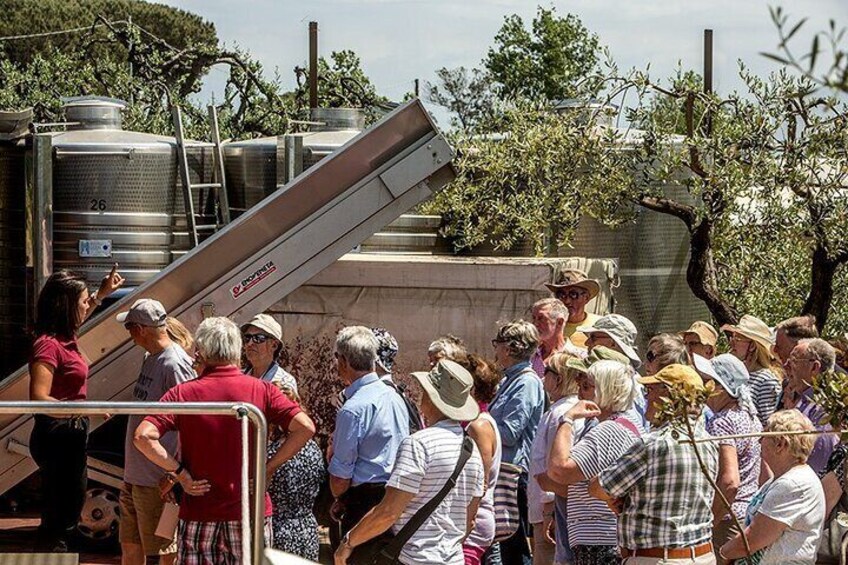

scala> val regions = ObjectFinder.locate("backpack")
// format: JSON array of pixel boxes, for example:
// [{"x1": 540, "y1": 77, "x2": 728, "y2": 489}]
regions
[{"x1": 383, "y1": 379, "x2": 423, "y2": 434}]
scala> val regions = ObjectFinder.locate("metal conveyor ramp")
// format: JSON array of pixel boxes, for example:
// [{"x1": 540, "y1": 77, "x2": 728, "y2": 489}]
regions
[{"x1": 0, "y1": 99, "x2": 455, "y2": 495}]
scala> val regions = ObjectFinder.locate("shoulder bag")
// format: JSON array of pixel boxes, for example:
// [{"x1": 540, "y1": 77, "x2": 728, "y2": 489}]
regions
[{"x1": 358, "y1": 433, "x2": 475, "y2": 565}]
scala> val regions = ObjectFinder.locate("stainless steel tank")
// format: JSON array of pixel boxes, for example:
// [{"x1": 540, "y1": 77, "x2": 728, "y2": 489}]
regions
[
  {"x1": 0, "y1": 110, "x2": 30, "y2": 376},
  {"x1": 223, "y1": 108, "x2": 363, "y2": 216},
  {"x1": 566, "y1": 166, "x2": 709, "y2": 348},
  {"x1": 48, "y1": 97, "x2": 213, "y2": 287}
]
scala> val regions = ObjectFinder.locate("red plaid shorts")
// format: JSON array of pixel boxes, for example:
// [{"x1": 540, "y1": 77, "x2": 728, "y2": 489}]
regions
[{"x1": 176, "y1": 518, "x2": 272, "y2": 565}]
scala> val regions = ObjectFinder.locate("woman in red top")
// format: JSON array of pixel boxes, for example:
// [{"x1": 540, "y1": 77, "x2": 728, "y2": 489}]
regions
[{"x1": 29, "y1": 267, "x2": 123, "y2": 552}]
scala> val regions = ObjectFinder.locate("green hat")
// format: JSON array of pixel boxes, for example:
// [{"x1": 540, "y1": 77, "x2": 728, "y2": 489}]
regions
[{"x1": 566, "y1": 346, "x2": 631, "y2": 374}]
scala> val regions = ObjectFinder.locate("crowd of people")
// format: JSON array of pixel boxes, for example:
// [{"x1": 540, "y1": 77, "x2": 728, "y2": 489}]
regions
[{"x1": 25, "y1": 265, "x2": 848, "y2": 565}]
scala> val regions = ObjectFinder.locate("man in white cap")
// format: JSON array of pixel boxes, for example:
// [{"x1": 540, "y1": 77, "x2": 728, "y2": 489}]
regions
[
  {"x1": 334, "y1": 360, "x2": 485, "y2": 565},
  {"x1": 579, "y1": 313, "x2": 641, "y2": 368},
  {"x1": 545, "y1": 269, "x2": 602, "y2": 348},
  {"x1": 241, "y1": 313, "x2": 297, "y2": 393},
  {"x1": 117, "y1": 299, "x2": 196, "y2": 565}
]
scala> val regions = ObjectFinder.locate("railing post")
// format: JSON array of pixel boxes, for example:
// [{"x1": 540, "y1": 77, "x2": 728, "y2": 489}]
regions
[{"x1": 0, "y1": 401, "x2": 267, "y2": 565}]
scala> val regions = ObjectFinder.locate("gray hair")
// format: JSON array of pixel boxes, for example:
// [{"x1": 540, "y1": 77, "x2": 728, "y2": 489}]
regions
[
  {"x1": 590, "y1": 360, "x2": 636, "y2": 414},
  {"x1": 336, "y1": 326, "x2": 379, "y2": 372},
  {"x1": 195, "y1": 317, "x2": 242, "y2": 365},
  {"x1": 799, "y1": 338, "x2": 836, "y2": 372},
  {"x1": 532, "y1": 298, "x2": 569, "y2": 322},
  {"x1": 495, "y1": 320, "x2": 540, "y2": 362},
  {"x1": 428, "y1": 335, "x2": 468, "y2": 363},
  {"x1": 766, "y1": 409, "x2": 816, "y2": 463},
  {"x1": 647, "y1": 333, "x2": 690, "y2": 369}
]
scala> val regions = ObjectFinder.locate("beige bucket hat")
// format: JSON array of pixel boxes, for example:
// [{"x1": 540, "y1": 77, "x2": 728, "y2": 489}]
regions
[
  {"x1": 720, "y1": 314, "x2": 774, "y2": 351},
  {"x1": 681, "y1": 321, "x2": 719, "y2": 347},
  {"x1": 241, "y1": 313, "x2": 283, "y2": 342},
  {"x1": 411, "y1": 360, "x2": 480, "y2": 422}
]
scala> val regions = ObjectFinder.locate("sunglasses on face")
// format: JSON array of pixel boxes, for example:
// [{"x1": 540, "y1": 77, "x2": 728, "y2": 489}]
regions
[
  {"x1": 646, "y1": 350, "x2": 657, "y2": 363},
  {"x1": 243, "y1": 333, "x2": 271, "y2": 344},
  {"x1": 124, "y1": 322, "x2": 140, "y2": 331},
  {"x1": 492, "y1": 339, "x2": 508, "y2": 347},
  {"x1": 556, "y1": 289, "x2": 587, "y2": 301},
  {"x1": 544, "y1": 365, "x2": 560, "y2": 376}
]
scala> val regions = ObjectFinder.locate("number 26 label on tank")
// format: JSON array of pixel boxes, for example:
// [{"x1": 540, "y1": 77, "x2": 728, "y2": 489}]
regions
[{"x1": 79, "y1": 240, "x2": 113, "y2": 258}]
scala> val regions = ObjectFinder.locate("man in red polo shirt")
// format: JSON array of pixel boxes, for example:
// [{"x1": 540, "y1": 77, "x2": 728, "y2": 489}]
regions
[{"x1": 134, "y1": 316, "x2": 315, "y2": 564}]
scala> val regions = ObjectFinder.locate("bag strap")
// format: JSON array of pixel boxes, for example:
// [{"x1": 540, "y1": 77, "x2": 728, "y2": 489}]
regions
[
  {"x1": 612, "y1": 416, "x2": 641, "y2": 438},
  {"x1": 381, "y1": 433, "x2": 475, "y2": 556}
]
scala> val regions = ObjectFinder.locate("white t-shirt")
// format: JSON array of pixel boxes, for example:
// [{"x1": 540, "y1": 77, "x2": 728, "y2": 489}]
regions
[
  {"x1": 750, "y1": 464, "x2": 825, "y2": 564},
  {"x1": 387, "y1": 420, "x2": 485, "y2": 565},
  {"x1": 527, "y1": 395, "x2": 584, "y2": 524}
]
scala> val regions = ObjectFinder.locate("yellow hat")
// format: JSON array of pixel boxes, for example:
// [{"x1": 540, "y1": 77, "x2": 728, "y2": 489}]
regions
[{"x1": 638, "y1": 363, "x2": 705, "y2": 391}]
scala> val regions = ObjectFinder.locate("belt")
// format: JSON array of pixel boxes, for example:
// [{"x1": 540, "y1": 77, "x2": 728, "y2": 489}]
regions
[{"x1": 621, "y1": 541, "x2": 713, "y2": 559}]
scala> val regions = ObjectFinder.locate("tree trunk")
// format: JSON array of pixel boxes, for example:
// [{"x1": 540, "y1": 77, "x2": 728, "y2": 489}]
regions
[
  {"x1": 686, "y1": 219, "x2": 739, "y2": 327},
  {"x1": 802, "y1": 244, "x2": 838, "y2": 332}
]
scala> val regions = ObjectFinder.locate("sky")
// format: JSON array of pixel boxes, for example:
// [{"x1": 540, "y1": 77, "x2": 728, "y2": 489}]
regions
[{"x1": 157, "y1": 0, "x2": 847, "y2": 129}]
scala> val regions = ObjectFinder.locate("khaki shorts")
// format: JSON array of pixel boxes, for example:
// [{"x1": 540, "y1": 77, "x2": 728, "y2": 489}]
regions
[{"x1": 119, "y1": 482, "x2": 177, "y2": 556}]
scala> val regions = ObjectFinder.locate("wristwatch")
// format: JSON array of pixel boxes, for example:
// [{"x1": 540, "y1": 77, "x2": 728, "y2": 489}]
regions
[
  {"x1": 342, "y1": 531, "x2": 355, "y2": 550},
  {"x1": 559, "y1": 415, "x2": 575, "y2": 428}
]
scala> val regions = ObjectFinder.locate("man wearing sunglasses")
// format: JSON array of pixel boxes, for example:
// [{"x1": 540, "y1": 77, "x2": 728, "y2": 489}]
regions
[
  {"x1": 116, "y1": 299, "x2": 196, "y2": 565},
  {"x1": 544, "y1": 269, "x2": 602, "y2": 348},
  {"x1": 241, "y1": 313, "x2": 298, "y2": 394}
]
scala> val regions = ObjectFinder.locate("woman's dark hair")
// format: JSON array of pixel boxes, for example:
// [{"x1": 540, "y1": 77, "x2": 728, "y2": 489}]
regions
[
  {"x1": 463, "y1": 353, "x2": 502, "y2": 404},
  {"x1": 34, "y1": 270, "x2": 88, "y2": 338}
]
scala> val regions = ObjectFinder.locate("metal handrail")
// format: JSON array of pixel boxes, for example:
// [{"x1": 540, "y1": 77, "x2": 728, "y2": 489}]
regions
[{"x1": 0, "y1": 401, "x2": 267, "y2": 565}]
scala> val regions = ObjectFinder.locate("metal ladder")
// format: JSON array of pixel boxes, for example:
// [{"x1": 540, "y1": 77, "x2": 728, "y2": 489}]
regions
[{"x1": 172, "y1": 104, "x2": 231, "y2": 247}]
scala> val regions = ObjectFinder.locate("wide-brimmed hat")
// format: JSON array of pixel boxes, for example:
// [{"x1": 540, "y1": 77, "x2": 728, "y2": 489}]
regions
[
  {"x1": 241, "y1": 313, "x2": 282, "y2": 342},
  {"x1": 709, "y1": 353, "x2": 750, "y2": 399},
  {"x1": 371, "y1": 327, "x2": 398, "y2": 373},
  {"x1": 682, "y1": 321, "x2": 718, "y2": 348},
  {"x1": 638, "y1": 363, "x2": 705, "y2": 391},
  {"x1": 578, "y1": 314, "x2": 640, "y2": 366},
  {"x1": 411, "y1": 360, "x2": 479, "y2": 421},
  {"x1": 721, "y1": 314, "x2": 773, "y2": 351},
  {"x1": 692, "y1": 354, "x2": 719, "y2": 382},
  {"x1": 544, "y1": 268, "x2": 600, "y2": 300},
  {"x1": 567, "y1": 345, "x2": 631, "y2": 374},
  {"x1": 116, "y1": 299, "x2": 167, "y2": 327}
]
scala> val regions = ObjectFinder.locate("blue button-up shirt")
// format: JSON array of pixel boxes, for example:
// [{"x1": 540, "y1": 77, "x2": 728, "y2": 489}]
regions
[
  {"x1": 329, "y1": 372, "x2": 410, "y2": 486},
  {"x1": 489, "y1": 361, "x2": 545, "y2": 472}
]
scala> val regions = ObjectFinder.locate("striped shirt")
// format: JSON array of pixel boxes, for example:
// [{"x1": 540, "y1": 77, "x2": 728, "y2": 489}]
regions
[
  {"x1": 567, "y1": 414, "x2": 642, "y2": 548},
  {"x1": 749, "y1": 368, "x2": 781, "y2": 427},
  {"x1": 388, "y1": 420, "x2": 485, "y2": 565},
  {"x1": 598, "y1": 419, "x2": 718, "y2": 549}
]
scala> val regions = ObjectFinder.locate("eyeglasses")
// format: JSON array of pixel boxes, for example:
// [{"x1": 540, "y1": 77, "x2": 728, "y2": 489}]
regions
[
  {"x1": 243, "y1": 333, "x2": 270, "y2": 344},
  {"x1": 787, "y1": 356, "x2": 814, "y2": 365},
  {"x1": 729, "y1": 333, "x2": 751, "y2": 344},
  {"x1": 124, "y1": 322, "x2": 140, "y2": 331},
  {"x1": 555, "y1": 289, "x2": 587, "y2": 301}
]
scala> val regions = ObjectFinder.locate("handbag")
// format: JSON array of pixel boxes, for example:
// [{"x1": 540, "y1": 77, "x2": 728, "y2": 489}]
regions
[
  {"x1": 362, "y1": 434, "x2": 475, "y2": 565},
  {"x1": 492, "y1": 461, "x2": 523, "y2": 543},
  {"x1": 818, "y1": 455, "x2": 848, "y2": 565}
]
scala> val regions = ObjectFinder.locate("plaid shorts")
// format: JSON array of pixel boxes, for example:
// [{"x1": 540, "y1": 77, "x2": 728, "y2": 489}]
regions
[{"x1": 176, "y1": 517, "x2": 272, "y2": 565}]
